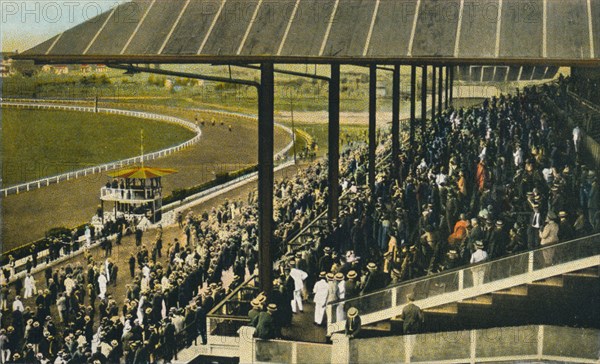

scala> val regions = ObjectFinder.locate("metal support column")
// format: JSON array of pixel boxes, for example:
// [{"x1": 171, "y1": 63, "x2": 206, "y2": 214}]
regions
[
  {"x1": 392, "y1": 65, "x2": 401, "y2": 179},
  {"x1": 328, "y1": 64, "x2": 340, "y2": 222},
  {"x1": 421, "y1": 65, "x2": 427, "y2": 136},
  {"x1": 445, "y1": 66, "x2": 450, "y2": 109},
  {"x1": 369, "y1": 65, "x2": 377, "y2": 194},
  {"x1": 438, "y1": 66, "x2": 443, "y2": 115},
  {"x1": 410, "y1": 66, "x2": 416, "y2": 153},
  {"x1": 431, "y1": 65, "x2": 436, "y2": 121},
  {"x1": 258, "y1": 63, "x2": 274, "y2": 294},
  {"x1": 450, "y1": 66, "x2": 454, "y2": 105}
]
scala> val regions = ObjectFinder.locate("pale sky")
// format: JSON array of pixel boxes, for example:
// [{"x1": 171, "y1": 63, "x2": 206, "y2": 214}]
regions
[{"x1": 1, "y1": 0, "x2": 127, "y2": 53}]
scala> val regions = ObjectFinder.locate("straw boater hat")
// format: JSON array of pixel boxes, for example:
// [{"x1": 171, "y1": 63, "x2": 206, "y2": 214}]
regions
[
  {"x1": 267, "y1": 303, "x2": 277, "y2": 313},
  {"x1": 347, "y1": 307, "x2": 359, "y2": 318},
  {"x1": 391, "y1": 268, "x2": 401, "y2": 277},
  {"x1": 319, "y1": 271, "x2": 327, "y2": 279},
  {"x1": 367, "y1": 262, "x2": 377, "y2": 271},
  {"x1": 475, "y1": 241, "x2": 484, "y2": 249},
  {"x1": 347, "y1": 270, "x2": 357, "y2": 280},
  {"x1": 559, "y1": 211, "x2": 568, "y2": 218},
  {"x1": 335, "y1": 273, "x2": 344, "y2": 281},
  {"x1": 326, "y1": 273, "x2": 335, "y2": 281}
]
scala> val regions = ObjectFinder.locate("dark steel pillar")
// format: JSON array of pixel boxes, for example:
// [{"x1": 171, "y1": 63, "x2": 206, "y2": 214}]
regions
[
  {"x1": 421, "y1": 65, "x2": 427, "y2": 136},
  {"x1": 431, "y1": 66, "x2": 436, "y2": 121},
  {"x1": 438, "y1": 66, "x2": 443, "y2": 116},
  {"x1": 410, "y1": 66, "x2": 416, "y2": 152},
  {"x1": 258, "y1": 63, "x2": 274, "y2": 294},
  {"x1": 445, "y1": 65, "x2": 450, "y2": 109},
  {"x1": 369, "y1": 65, "x2": 377, "y2": 194},
  {"x1": 392, "y1": 65, "x2": 400, "y2": 179},
  {"x1": 449, "y1": 66, "x2": 454, "y2": 105},
  {"x1": 328, "y1": 64, "x2": 340, "y2": 222}
]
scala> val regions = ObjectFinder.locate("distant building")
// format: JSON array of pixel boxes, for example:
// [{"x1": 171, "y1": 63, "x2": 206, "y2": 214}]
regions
[
  {"x1": 96, "y1": 64, "x2": 107, "y2": 73},
  {"x1": 80, "y1": 64, "x2": 92, "y2": 74},
  {"x1": 54, "y1": 65, "x2": 69, "y2": 75},
  {"x1": 1, "y1": 57, "x2": 14, "y2": 77}
]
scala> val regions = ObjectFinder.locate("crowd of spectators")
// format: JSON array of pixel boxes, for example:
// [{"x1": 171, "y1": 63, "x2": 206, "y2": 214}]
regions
[
  {"x1": 250, "y1": 80, "x2": 600, "y2": 337},
  {"x1": 0, "y1": 80, "x2": 598, "y2": 362}
]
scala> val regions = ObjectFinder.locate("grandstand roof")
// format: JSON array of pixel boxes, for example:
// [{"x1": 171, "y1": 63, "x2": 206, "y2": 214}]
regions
[{"x1": 16, "y1": 0, "x2": 600, "y2": 66}]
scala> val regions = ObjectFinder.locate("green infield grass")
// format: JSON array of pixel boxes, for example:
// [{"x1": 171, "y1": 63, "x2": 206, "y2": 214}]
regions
[{"x1": 1, "y1": 107, "x2": 197, "y2": 186}]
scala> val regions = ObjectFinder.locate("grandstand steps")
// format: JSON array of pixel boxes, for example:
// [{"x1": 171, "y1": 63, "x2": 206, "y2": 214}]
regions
[
  {"x1": 492, "y1": 285, "x2": 529, "y2": 296},
  {"x1": 375, "y1": 266, "x2": 600, "y2": 336},
  {"x1": 526, "y1": 276, "x2": 564, "y2": 287},
  {"x1": 423, "y1": 302, "x2": 459, "y2": 315}
]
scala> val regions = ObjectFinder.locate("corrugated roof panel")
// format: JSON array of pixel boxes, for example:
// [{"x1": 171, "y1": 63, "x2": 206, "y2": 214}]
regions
[
  {"x1": 51, "y1": 9, "x2": 114, "y2": 55},
  {"x1": 498, "y1": 0, "x2": 543, "y2": 58},
  {"x1": 412, "y1": 0, "x2": 460, "y2": 57},
  {"x1": 200, "y1": 0, "x2": 260, "y2": 55},
  {"x1": 280, "y1": 0, "x2": 336, "y2": 56},
  {"x1": 124, "y1": 0, "x2": 187, "y2": 55},
  {"x1": 592, "y1": 0, "x2": 600, "y2": 58},
  {"x1": 546, "y1": 0, "x2": 590, "y2": 59},
  {"x1": 86, "y1": 0, "x2": 152, "y2": 55},
  {"x1": 162, "y1": 0, "x2": 223, "y2": 55},
  {"x1": 322, "y1": 0, "x2": 375, "y2": 57},
  {"x1": 240, "y1": 0, "x2": 297, "y2": 55},
  {"x1": 22, "y1": 35, "x2": 60, "y2": 55},
  {"x1": 367, "y1": 0, "x2": 414, "y2": 57},
  {"x1": 457, "y1": 0, "x2": 498, "y2": 58}
]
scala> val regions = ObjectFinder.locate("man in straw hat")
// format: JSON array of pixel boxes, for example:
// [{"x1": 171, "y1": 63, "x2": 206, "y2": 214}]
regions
[
  {"x1": 312, "y1": 272, "x2": 329, "y2": 326},
  {"x1": 470, "y1": 241, "x2": 488, "y2": 286},
  {"x1": 288, "y1": 260, "x2": 308, "y2": 314},
  {"x1": 251, "y1": 303, "x2": 279, "y2": 340},
  {"x1": 345, "y1": 307, "x2": 361, "y2": 339},
  {"x1": 540, "y1": 211, "x2": 559, "y2": 265}
]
